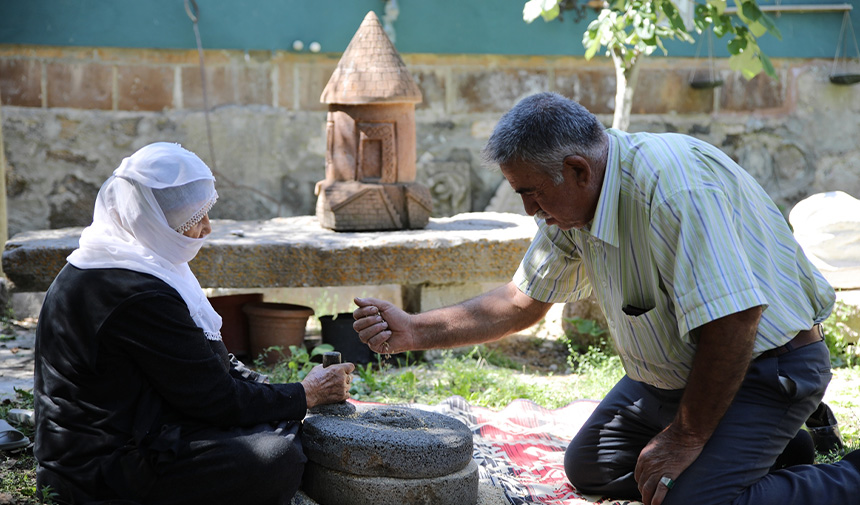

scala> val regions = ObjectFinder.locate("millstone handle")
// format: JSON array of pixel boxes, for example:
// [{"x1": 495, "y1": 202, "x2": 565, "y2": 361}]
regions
[{"x1": 322, "y1": 351, "x2": 342, "y2": 368}]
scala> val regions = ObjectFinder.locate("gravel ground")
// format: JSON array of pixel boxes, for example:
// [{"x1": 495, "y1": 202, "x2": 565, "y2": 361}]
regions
[{"x1": 0, "y1": 319, "x2": 36, "y2": 401}]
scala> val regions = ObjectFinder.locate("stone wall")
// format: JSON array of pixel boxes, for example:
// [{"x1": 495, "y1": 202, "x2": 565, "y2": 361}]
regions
[{"x1": 1, "y1": 45, "x2": 859, "y2": 238}]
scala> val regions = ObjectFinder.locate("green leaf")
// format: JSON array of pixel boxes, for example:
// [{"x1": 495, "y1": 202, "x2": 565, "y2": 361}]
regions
[
  {"x1": 664, "y1": 3, "x2": 687, "y2": 33},
  {"x1": 741, "y1": 2, "x2": 762, "y2": 22},
  {"x1": 712, "y1": 14, "x2": 731, "y2": 38},
  {"x1": 310, "y1": 343, "x2": 335, "y2": 357},
  {"x1": 707, "y1": 0, "x2": 727, "y2": 15},
  {"x1": 748, "y1": 20, "x2": 767, "y2": 38},
  {"x1": 585, "y1": 38, "x2": 602, "y2": 59},
  {"x1": 741, "y1": 59, "x2": 763, "y2": 80},
  {"x1": 727, "y1": 36, "x2": 747, "y2": 55},
  {"x1": 757, "y1": 12, "x2": 783, "y2": 40},
  {"x1": 728, "y1": 44, "x2": 761, "y2": 78},
  {"x1": 542, "y1": 2, "x2": 561, "y2": 22},
  {"x1": 759, "y1": 51, "x2": 776, "y2": 78}
]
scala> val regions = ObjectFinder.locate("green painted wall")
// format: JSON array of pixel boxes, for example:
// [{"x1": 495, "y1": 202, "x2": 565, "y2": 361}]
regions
[{"x1": 0, "y1": 0, "x2": 857, "y2": 59}]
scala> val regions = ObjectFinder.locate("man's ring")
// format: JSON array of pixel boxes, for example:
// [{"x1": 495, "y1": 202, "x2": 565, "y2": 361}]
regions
[{"x1": 659, "y1": 476, "x2": 675, "y2": 490}]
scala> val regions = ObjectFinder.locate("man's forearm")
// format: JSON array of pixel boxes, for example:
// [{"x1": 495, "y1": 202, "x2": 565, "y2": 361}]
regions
[
  {"x1": 672, "y1": 306, "x2": 762, "y2": 443},
  {"x1": 411, "y1": 281, "x2": 552, "y2": 350}
]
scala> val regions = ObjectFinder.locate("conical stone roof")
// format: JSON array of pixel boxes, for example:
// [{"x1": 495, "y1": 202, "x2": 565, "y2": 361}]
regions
[{"x1": 320, "y1": 11, "x2": 422, "y2": 105}]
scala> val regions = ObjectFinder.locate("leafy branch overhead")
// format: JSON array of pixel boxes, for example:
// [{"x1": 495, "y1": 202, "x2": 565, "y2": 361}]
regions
[
  {"x1": 523, "y1": 0, "x2": 782, "y2": 130},
  {"x1": 524, "y1": 0, "x2": 781, "y2": 79}
]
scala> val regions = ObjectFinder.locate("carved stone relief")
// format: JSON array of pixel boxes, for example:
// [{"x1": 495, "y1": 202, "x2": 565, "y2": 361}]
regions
[{"x1": 416, "y1": 160, "x2": 471, "y2": 217}]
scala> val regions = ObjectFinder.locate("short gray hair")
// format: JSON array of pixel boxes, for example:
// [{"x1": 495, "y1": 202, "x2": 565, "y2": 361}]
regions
[{"x1": 482, "y1": 92, "x2": 608, "y2": 184}]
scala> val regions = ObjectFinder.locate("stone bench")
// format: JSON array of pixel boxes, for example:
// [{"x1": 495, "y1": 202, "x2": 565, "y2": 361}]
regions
[{"x1": 2, "y1": 212, "x2": 537, "y2": 312}]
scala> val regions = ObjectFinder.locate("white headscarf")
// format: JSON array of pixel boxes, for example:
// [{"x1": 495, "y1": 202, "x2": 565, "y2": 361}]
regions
[{"x1": 67, "y1": 142, "x2": 223, "y2": 341}]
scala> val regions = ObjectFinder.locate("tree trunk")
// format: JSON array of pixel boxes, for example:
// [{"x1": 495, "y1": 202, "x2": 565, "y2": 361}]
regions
[
  {"x1": 0, "y1": 89, "x2": 7, "y2": 277},
  {"x1": 610, "y1": 48, "x2": 642, "y2": 132}
]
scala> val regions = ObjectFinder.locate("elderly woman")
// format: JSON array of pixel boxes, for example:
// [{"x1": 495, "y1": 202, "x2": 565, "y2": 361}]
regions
[{"x1": 34, "y1": 143, "x2": 354, "y2": 504}]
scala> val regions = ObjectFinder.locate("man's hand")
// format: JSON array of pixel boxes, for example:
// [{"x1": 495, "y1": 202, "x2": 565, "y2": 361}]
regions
[
  {"x1": 635, "y1": 425, "x2": 705, "y2": 505},
  {"x1": 352, "y1": 297, "x2": 417, "y2": 354},
  {"x1": 301, "y1": 362, "x2": 355, "y2": 409},
  {"x1": 353, "y1": 283, "x2": 552, "y2": 354},
  {"x1": 634, "y1": 305, "x2": 762, "y2": 505}
]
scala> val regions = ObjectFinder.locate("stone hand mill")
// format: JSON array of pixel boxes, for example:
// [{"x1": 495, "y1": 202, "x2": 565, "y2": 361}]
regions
[{"x1": 299, "y1": 352, "x2": 478, "y2": 505}]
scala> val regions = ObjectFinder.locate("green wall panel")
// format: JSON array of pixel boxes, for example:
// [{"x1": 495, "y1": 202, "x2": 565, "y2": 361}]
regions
[{"x1": 0, "y1": 0, "x2": 857, "y2": 59}]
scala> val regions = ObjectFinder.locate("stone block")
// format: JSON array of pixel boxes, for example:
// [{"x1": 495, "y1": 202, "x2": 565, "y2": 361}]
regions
[
  {"x1": 297, "y1": 61, "x2": 338, "y2": 111},
  {"x1": 405, "y1": 282, "x2": 504, "y2": 313},
  {"x1": 0, "y1": 59, "x2": 42, "y2": 107},
  {"x1": 233, "y1": 63, "x2": 273, "y2": 105},
  {"x1": 814, "y1": 151, "x2": 860, "y2": 204},
  {"x1": 2, "y1": 213, "x2": 537, "y2": 292},
  {"x1": 554, "y1": 66, "x2": 615, "y2": 114},
  {"x1": 182, "y1": 59, "x2": 273, "y2": 109},
  {"x1": 633, "y1": 68, "x2": 714, "y2": 114},
  {"x1": 182, "y1": 65, "x2": 232, "y2": 109},
  {"x1": 720, "y1": 70, "x2": 785, "y2": 111},
  {"x1": 116, "y1": 64, "x2": 174, "y2": 111},
  {"x1": 277, "y1": 60, "x2": 296, "y2": 109},
  {"x1": 48, "y1": 173, "x2": 100, "y2": 228},
  {"x1": 46, "y1": 61, "x2": 113, "y2": 110},
  {"x1": 453, "y1": 68, "x2": 550, "y2": 113},
  {"x1": 410, "y1": 68, "x2": 446, "y2": 113}
]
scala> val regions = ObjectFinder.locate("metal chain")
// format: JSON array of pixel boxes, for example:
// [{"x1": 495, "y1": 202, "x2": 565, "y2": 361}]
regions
[
  {"x1": 184, "y1": 0, "x2": 282, "y2": 208},
  {"x1": 185, "y1": 0, "x2": 217, "y2": 173}
]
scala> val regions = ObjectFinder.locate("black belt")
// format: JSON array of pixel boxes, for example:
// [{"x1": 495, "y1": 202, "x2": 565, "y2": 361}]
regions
[{"x1": 755, "y1": 325, "x2": 823, "y2": 361}]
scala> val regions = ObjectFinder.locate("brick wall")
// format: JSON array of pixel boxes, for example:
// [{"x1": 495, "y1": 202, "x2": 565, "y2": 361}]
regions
[{"x1": 0, "y1": 46, "x2": 790, "y2": 116}]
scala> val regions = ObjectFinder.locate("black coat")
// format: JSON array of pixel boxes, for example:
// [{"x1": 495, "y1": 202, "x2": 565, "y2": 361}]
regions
[{"x1": 34, "y1": 264, "x2": 307, "y2": 501}]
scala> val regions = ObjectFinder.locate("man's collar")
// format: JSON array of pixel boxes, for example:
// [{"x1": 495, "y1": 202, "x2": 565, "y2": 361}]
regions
[{"x1": 584, "y1": 130, "x2": 621, "y2": 248}]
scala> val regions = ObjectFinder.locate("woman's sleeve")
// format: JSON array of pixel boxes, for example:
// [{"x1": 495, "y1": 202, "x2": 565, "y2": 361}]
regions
[{"x1": 103, "y1": 291, "x2": 307, "y2": 426}]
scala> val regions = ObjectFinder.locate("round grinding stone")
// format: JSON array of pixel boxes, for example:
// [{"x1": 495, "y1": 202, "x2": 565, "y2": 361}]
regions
[
  {"x1": 301, "y1": 405, "x2": 473, "y2": 478},
  {"x1": 301, "y1": 458, "x2": 479, "y2": 505}
]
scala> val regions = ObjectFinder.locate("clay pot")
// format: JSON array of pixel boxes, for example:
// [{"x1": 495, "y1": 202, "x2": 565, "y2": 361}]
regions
[
  {"x1": 243, "y1": 302, "x2": 314, "y2": 364},
  {"x1": 208, "y1": 293, "x2": 263, "y2": 358}
]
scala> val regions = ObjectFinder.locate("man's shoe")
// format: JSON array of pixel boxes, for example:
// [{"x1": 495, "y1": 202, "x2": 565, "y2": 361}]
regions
[{"x1": 806, "y1": 402, "x2": 844, "y2": 456}]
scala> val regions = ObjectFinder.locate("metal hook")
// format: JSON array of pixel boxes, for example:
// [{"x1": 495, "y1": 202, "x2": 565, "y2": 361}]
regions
[{"x1": 184, "y1": 0, "x2": 199, "y2": 24}]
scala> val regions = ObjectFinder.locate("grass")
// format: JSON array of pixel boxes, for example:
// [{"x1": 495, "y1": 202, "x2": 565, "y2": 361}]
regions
[
  {"x1": 2, "y1": 335, "x2": 858, "y2": 504},
  {"x1": 0, "y1": 388, "x2": 45, "y2": 504},
  {"x1": 345, "y1": 346, "x2": 625, "y2": 409}
]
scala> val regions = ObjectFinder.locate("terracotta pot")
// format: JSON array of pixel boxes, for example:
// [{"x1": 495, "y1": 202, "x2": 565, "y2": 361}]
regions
[
  {"x1": 209, "y1": 293, "x2": 264, "y2": 358},
  {"x1": 243, "y1": 302, "x2": 315, "y2": 365}
]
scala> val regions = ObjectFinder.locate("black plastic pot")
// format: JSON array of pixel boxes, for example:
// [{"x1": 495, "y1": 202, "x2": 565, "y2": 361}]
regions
[{"x1": 320, "y1": 313, "x2": 375, "y2": 366}]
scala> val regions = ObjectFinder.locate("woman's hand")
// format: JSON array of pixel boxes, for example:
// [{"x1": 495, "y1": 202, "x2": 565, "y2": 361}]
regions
[
  {"x1": 301, "y1": 362, "x2": 355, "y2": 409},
  {"x1": 352, "y1": 297, "x2": 417, "y2": 354}
]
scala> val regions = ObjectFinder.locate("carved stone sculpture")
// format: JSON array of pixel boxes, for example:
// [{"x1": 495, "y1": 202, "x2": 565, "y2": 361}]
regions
[{"x1": 315, "y1": 11, "x2": 432, "y2": 231}]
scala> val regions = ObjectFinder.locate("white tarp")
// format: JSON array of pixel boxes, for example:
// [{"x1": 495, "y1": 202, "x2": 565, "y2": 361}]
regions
[{"x1": 790, "y1": 191, "x2": 860, "y2": 290}]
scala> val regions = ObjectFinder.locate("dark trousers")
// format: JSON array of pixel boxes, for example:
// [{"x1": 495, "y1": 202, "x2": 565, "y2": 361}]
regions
[
  {"x1": 564, "y1": 341, "x2": 860, "y2": 505},
  {"x1": 144, "y1": 420, "x2": 306, "y2": 505},
  {"x1": 39, "y1": 420, "x2": 305, "y2": 505}
]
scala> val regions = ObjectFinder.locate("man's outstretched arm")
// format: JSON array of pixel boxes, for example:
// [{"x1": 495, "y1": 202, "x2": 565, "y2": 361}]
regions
[{"x1": 353, "y1": 281, "x2": 554, "y2": 354}]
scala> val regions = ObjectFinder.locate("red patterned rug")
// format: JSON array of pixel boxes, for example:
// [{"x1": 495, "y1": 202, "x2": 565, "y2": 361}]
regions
[{"x1": 361, "y1": 397, "x2": 642, "y2": 505}]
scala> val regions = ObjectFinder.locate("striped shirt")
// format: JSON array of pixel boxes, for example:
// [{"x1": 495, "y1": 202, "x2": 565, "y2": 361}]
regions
[{"x1": 513, "y1": 129, "x2": 835, "y2": 390}]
